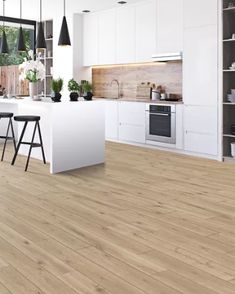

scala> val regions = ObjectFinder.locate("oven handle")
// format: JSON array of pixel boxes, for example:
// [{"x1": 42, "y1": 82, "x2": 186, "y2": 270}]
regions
[{"x1": 146, "y1": 112, "x2": 171, "y2": 116}]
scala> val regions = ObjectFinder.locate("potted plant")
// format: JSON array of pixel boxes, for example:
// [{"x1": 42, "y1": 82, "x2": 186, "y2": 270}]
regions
[
  {"x1": 51, "y1": 78, "x2": 63, "y2": 102},
  {"x1": 68, "y1": 79, "x2": 80, "y2": 101},
  {"x1": 82, "y1": 81, "x2": 93, "y2": 101},
  {"x1": 19, "y1": 50, "x2": 45, "y2": 99}
]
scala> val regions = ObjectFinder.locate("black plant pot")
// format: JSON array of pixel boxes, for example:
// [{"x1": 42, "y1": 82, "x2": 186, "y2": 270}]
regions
[
  {"x1": 51, "y1": 92, "x2": 62, "y2": 103},
  {"x1": 70, "y1": 92, "x2": 79, "y2": 101},
  {"x1": 83, "y1": 92, "x2": 93, "y2": 101}
]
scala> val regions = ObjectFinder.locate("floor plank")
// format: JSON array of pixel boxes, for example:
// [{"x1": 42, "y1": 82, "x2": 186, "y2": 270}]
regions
[{"x1": 0, "y1": 142, "x2": 235, "y2": 293}]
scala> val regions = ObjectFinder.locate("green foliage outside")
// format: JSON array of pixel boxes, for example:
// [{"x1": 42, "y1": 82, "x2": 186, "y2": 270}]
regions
[{"x1": 0, "y1": 25, "x2": 33, "y2": 66}]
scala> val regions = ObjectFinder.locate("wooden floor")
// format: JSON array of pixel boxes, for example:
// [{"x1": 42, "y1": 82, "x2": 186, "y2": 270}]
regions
[{"x1": 0, "y1": 142, "x2": 235, "y2": 293}]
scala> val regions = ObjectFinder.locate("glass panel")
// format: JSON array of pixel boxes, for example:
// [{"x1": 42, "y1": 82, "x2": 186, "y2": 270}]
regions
[
  {"x1": 149, "y1": 114, "x2": 171, "y2": 137},
  {"x1": 0, "y1": 22, "x2": 35, "y2": 66}
]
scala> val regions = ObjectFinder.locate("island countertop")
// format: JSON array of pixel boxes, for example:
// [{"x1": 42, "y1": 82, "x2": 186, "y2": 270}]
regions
[{"x1": 0, "y1": 98, "x2": 105, "y2": 174}]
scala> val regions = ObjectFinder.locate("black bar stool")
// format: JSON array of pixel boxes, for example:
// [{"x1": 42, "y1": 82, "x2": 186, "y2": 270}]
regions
[
  {"x1": 11, "y1": 115, "x2": 46, "y2": 172},
  {"x1": 0, "y1": 112, "x2": 16, "y2": 161}
]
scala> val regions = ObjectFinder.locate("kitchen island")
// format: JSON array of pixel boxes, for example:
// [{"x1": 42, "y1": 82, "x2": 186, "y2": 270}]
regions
[{"x1": 0, "y1": 98, "x2": 105, "y2": 174}]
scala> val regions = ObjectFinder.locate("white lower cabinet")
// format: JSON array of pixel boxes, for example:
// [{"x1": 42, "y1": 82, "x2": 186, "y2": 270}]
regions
[
  {"x1": 105, "y1": 101, "x2": 118, "y2": 140},
  {"x1": 184, "y1": 105, "x2": 218, "y2": 156},
  {"x1": 118, "y1": 102, "x2": 146, "y2": 144}
]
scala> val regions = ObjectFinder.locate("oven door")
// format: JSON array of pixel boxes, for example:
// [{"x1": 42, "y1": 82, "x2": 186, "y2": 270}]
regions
[{"x1": 146, "y1": 110, "x2": 176, "y2": 144}]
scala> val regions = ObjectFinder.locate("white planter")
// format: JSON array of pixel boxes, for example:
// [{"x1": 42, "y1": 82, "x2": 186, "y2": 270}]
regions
[
  {"x1": 231, "y1": 142, "x2": 235, "y2": 158},
  {"x1": 29, "y1": 82, "x2": 39, "y2": 99}
]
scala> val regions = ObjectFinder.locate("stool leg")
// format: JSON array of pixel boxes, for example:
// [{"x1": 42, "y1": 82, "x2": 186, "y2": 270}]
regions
[
  {"x1": 25, "y1": 121, "x2": 37, "y2": 172},
  {"x1": 11, "y1": 121, "x2": 28, "y2": 166},
  {"x1": 1, "y1": 118, "x2": 11, "y2": 161},
  {"x1": 37, "y1": 122, "x2": 46, "y2": 164},
  {"x1": 10, "y1": 118, "x2": 16, "y2": 151}
]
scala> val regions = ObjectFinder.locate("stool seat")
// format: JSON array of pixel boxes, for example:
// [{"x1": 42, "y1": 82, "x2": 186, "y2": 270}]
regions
[
  {"x1": 14, "y1": 115, "x2": 40, "y2": 122},
  {"x1": 0, "y1": 112, "x2": 14, "y2": 118}
]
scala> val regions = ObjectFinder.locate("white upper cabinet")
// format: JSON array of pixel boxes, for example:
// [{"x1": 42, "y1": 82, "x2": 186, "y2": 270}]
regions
[
  {"x1": 116, "y1": 6, "x2": 136, "y2": 64},
  {"x1": 83, "y1": 13, "x2": 99, "y2": 66},
  {"x1": 136, "y1": 0, "x2": 157, "y2": 62},
  {"x1": 157, "y1": 0, "x2": 183, "y2": 54},
  {"x1": 183, "y1": 25, "x2": 218, "y2": 106},
  {"x1": 183, "y1": 0, "x2": 217, "y2": 28},
  {"x1": 98, "y1": 9, "x2": 116, "y2": 65}
]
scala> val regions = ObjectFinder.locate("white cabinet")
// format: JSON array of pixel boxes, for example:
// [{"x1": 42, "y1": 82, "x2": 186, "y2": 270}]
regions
[
  {"x1": 118, "y1": 102, "x2": 146, "y2": 144},
  {"x1": 98, "y1": 9, "x2": 116, "y2": 65},
  {"x1": 83, "y1": 13, "x2": 99, "y2": 66},
  {"x1": 183, "y1": 25, "x2": 218, "y2": 106},
  {"x1": 157, "y1": 0, "x2": 183, "y2": 54},
  {"x1": 116, "y1": 6, "x2": 136, "y2": 64},
  {"x1": 183, "y1": 0, "x2": 217, "y2": 29},
  {"x1": 105, "y1": 101, "x2": 119, "y2": 140},
  {"x1": 136, "y1": 0, "x2": 156, "y2": 62},
  {"x1": 184, "y1": 105, "x2": 218, "y2": 156}
]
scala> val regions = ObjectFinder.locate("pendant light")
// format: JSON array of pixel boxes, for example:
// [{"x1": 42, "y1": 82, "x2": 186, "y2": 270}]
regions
[
  {"x1": 36, "y1": 0, "x2": 46, "y2": 50},
  {"x1": 58, "y1": 0, "x2": 71, "y2": 46},
  {"x1": 1, "y1": 0, "x2": 9, "y2": 54},
  {"x1": 17, "y1": 0, "x2": 26, "y2": 52}
]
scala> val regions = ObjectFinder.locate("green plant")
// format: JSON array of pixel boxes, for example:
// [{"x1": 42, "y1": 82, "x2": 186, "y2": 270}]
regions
[
  {"x1": 82, "y1": 81, "x2": 92, "y2": 93},
  {"x1": 51, "y1": 78, "x2": 63, "y2": 93},
  {"x1": 68, "y1": 79, "x2": 80, "y2": 92}
]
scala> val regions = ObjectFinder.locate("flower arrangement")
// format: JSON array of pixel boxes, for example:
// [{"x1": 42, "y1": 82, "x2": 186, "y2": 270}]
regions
[{"x1": 19, "y1": 50, "x2": 45, "y2": 83}]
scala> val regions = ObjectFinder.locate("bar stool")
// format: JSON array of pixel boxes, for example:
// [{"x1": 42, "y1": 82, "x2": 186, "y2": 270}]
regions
[
  {"x1": 0, "y1": 112, "x2": 16, "y2": 161},
  {"x1": 11, "y1": 115, "x2": 46, "y2": 172}
]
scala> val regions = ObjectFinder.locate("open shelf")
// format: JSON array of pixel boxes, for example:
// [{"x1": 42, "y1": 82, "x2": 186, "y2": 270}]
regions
[
  {"x1": 223, "y1": 7, "x2": 235, "y2": 11},
  {"x1": 223, "y1": 38, "x2": 235, "y2": 42},
  {"x1": 223, "y1": 102, "x2": 235, "y2": 105},
  {"x1": 223, "y1": 134, "x2": 235, "y2": 138}
]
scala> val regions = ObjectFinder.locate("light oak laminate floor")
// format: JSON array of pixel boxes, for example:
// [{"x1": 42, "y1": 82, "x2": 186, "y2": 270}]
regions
[{"x1": 0, "y1": 142, "x2": 235, "y2": 294}]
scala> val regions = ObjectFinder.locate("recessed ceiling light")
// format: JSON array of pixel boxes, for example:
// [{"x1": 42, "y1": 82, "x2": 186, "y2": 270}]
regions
[
  {"x1": 82, "y1": 10, "x2": 91, "y2": 13},
  {"x1": 118, "y1": 1, "x2": 127, "y2": 4}
]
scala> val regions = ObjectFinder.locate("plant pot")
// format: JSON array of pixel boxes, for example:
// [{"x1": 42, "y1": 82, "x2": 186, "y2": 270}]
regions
[
  {"x1": 83, "y1": 92, "x2": 93, "y2": 101},
  {"x1": 70, "y1": 92, "x2": 79, "y2": 101},
  {"x1": 51, "y1": 92, "x2": 62, "y2": 103},
  {"x1": 29, "y1": 82, "x2": 39, "y2": 99}
]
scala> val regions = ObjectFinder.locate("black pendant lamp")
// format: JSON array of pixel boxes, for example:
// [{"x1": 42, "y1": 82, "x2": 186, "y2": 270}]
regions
[
  {"x1": 58, "y1": 0, "x2": 71, "y2": 46},
  {"x1": 1, "y1": 0, "x2": 9, "y2": 54},
  {"x1": 36, "y1": 0, "x2": 46, "y2": 50},
  {"x1": 17, "y1": 0, "x2": 26, "y2": 52}
]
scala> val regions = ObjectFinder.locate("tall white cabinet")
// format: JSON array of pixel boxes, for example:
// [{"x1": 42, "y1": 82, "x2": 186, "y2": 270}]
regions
[
  {"x1": 183, "y1": 0, "x2": 219, "y2": 157},
  {"x1": 157, "y1": 0, "x2": 183, "y2": 54}
]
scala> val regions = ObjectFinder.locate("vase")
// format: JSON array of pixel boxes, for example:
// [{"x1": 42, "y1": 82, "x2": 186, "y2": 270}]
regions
[
  {"x1": 51, "y1": 92, "x2": 62, "y2": 103},
  {"x1": 70, "y1": 92, "x2": 79, "y2": 102},
  {"x1": 29, "y1": 82, "x2": 39, "y2": 99}
]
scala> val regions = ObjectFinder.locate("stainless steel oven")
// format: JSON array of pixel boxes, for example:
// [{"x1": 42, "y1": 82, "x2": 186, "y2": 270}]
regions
[{"x1": 146, "y1": 104, "x2": 176, "y2": 144}]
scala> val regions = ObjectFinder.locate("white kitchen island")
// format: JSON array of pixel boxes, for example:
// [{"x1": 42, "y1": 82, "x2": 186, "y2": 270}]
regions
[{"x1": 0, "y1": 98, "x2": 105, "y2": 174}]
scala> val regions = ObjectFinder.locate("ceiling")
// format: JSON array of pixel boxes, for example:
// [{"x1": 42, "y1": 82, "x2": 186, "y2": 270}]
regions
[{"x1": 3, "y1": 0, "x2": 144, "y2": 21}]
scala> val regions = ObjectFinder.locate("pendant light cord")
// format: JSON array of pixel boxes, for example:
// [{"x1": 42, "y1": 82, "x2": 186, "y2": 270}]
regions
[
  {"x1": 40, "y1": 0, "x2": 42, "y2": 22},
  {"x1": 20, "y1": 0, "x2": 22, "y2": 26},
  {"x1": 64, "y1": 0, "x2": 66, "y2": 16},
  {"x1": 3, "y1": 0, "x2": 5, "y2": 27}
]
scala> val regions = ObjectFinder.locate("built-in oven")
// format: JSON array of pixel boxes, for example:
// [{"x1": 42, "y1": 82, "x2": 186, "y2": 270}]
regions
[{"x1": 146, "y1": 104, "x2": 176, "y2": 144}]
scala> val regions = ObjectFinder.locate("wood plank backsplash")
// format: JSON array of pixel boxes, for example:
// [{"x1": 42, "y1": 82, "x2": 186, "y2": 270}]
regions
[
  {"x1": 92, "y1": 61, "x2": 182, "y2": 99},
  {"x1": 0, "y1": 65, "x2": 29, "y2": 96}
]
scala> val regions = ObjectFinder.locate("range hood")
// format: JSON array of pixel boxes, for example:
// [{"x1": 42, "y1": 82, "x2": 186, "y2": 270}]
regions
[{"x1": 152, "y1": 52, "x2": 182, "y2": 62}]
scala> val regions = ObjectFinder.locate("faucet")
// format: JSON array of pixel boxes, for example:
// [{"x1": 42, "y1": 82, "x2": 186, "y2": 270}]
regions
[{"x1": 111, "y1": 79, "x2": 121, "y2": 99}]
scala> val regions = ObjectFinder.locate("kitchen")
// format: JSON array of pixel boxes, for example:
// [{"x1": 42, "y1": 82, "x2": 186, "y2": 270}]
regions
[{"x1": 0, "y1": 1, "x2": 235, "y2": 294}]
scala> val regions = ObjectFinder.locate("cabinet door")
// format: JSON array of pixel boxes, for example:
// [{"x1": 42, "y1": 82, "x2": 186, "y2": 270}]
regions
[
  {"x1": 157, "y1": 0, "x2": 183, "y2": 54},
  {"x1": 98, "y1": 9, "x2": 116, "y2": 65},
  {"x1": 183, "y1": 0, "x2": 217, "y2": 29},
  {"x1": 83, "y1": 13, "x2": 98, "y2": 66},
  {"x1": 105, "y1": 101, "x2": 118, "y2": 140},
  {"x1": 183, "y1": 25, "x2": 218, "y2": 106},
  {"x1": 184, "y1": 105, "x2": 218, "y2": 156},
  {"x1": 116, "y1": 6, "x2": 136, "y2": 64},
  {"x1": 136, "y1": 0, "x2": 157, "y2": 62},
  {"x1": 118, "y1": 102, "x2": 146, "y2": 144}
]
